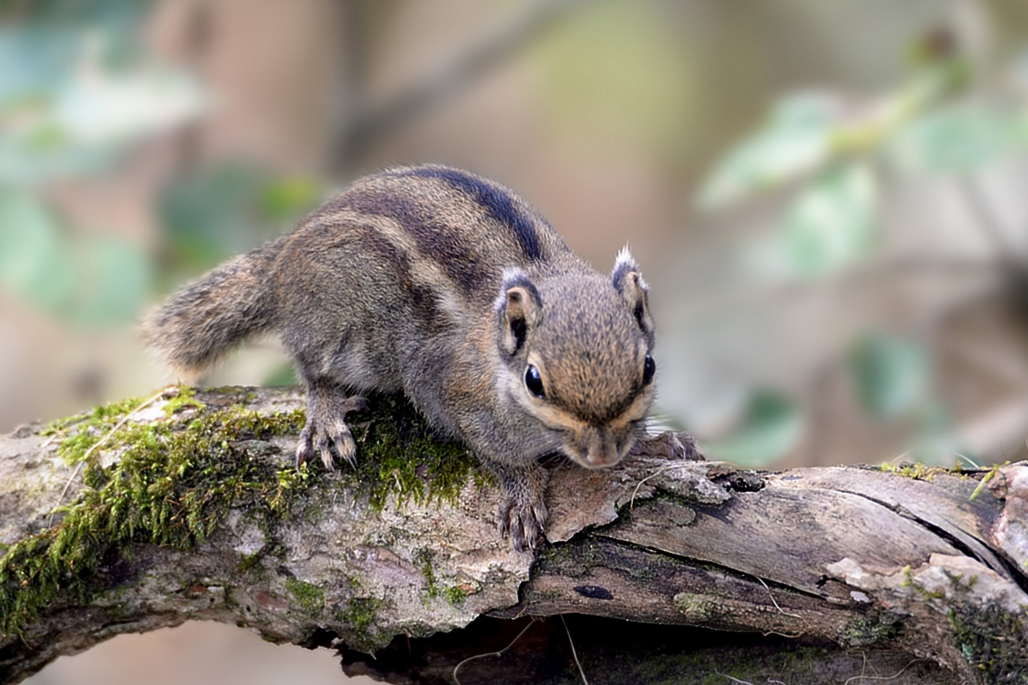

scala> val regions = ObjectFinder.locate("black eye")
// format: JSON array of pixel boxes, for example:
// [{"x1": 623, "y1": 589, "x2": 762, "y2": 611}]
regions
[
  {"x1": 642, "y1": 355, "x2": 655, "y2": 386},
  {"x1": 525, "y1": 364, "x2": 545, "y2": 398}
]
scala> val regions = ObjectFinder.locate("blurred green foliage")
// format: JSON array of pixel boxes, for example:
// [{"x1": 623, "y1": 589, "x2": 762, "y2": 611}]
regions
[
  {"x1": 784, "y1": 161, "x2": 877, "y2": 278},
  {"x1": 697, "y1": 93, "x2": 844, "y2": 210},
  {"x1": 0, "y1": 0, "x2": 321, "y2": 323},
  {"x1": 696, "y1": 40, "x2": 1028, "y2": 465},
  {"x1": 0, "y1": 185, "x2": 150, "y2": 325},
  {"x1": 537, "y1": 1, "x2": 695, "y2": 158},
  {"x1": 0, "y1": 188, "x2": 70, "y2": 311},
  {"x1": 704, "y1": 389, "x2": 804, "y2": 467},
  {"x1": 0, "y1": 0, "x2": 196, "y2": 326},
  {"x1": 263, "y1": 363, "x2": 298, "y2": 389},
  {"x1": 849, "y1": 333, "x2": 930, "y2": 420},
  {"x1": 887, "y1": 103, "x2": 1027, "y2": 174},
  {"x1": 0, "y1": 0, "x2": 203, "y2": 185},
  {"x1": 158, "y1": 165, "x2": 322, "y2": 277}
]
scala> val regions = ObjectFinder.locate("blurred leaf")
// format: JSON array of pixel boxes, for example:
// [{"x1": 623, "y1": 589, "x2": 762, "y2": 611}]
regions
[
  {"x1": 159, "y1": 165, "x2": 322, "y2": 273},
  {"x1": 705, "y1": 390, "x2": 804, "y2": 466},
  {"x1": 0, "y1": 187, "x2": 149, "y2": 324},
  {"x1": 51, "y1": 60, "x2": 204, "y2": 147},
  {"x1": 0, "y1": 187, "x2": 74, "y2": 309},
  {"x1": 849, "y1": 333, "x2": 929, "y2": 420},
  {"x1": 260, "y1": 176, "x2": 321, "y2": 224},
  {"x1": 783, "y1": 162, "x2": 878, "y2": 278},
  {"x1": 697, "y1": 58, "x2": 975, "y2": 211},
  {"x1": 68, "y1": 236, "x2": 151, "y2": 325},
  {"x1": 1, "y1": 0, "x2": 153, "y2": 25},
  {"x1": 0, "y1": 17, "x2": 204, "y2": 184},
  {"x1": 696, "y1": 93, "x2": 842, "y2": 209},
  {"x1": 1017, "y1": 110, "x2": 1028, "y2": 147},
  {"x1": 908, "y1": 403, "x2": 964, "y2": 466},
  {"x1": 0, "y1": 27, "x2": 109, "y2": 182},
  {"x1": 887, "y1": 104, "x2": 1022, "y2": 175},
  {"x1": 158, "y1": 165, "x2": 269, "y2": 270},
  {"x1": 0, "y1": 125, "x2": 119, "y2": 184},
  {"x1": 0, "y1": 26, "x2": 77, "y2": 101},
  {"x1": 264, "y1": 364, "x2": 298, "y2": 388}
]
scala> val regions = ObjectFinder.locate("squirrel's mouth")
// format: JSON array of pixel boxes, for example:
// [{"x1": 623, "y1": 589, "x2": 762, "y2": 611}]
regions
[
  {"x1": 580, "y1": 457, "x2": 620, "y2": 470},
  {"x1": 562, "y1": 438, "x2": 632, "y2": 470}
]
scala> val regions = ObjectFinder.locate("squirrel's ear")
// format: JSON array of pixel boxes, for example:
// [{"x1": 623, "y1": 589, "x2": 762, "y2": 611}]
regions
[
  {"x1": 495, "y1": 269, "x2": 542, "y2": 355},
  {"x1": 612, "y1": 247, "x2": 654, "y2": 339}
]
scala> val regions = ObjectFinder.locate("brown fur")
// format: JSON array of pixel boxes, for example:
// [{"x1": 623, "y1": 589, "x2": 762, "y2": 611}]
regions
[{"x1": 143, "y1": 165, "x2": 657, "y2": 551}]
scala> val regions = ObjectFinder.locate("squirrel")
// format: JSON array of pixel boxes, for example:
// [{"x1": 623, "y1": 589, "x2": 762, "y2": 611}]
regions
[{"x1": 143, "y1": 165, "x2": 657, "y2": 552}]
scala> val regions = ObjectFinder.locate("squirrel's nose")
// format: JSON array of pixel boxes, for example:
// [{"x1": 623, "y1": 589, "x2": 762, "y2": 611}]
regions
[{"x1": 583, "y1": 435, "x2": 620, "y2": 468}]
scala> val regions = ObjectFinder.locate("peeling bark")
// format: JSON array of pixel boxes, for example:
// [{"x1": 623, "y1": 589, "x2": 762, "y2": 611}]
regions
[{"x1": 0, "y1": 386, "x2": 1025, "y2": 684}]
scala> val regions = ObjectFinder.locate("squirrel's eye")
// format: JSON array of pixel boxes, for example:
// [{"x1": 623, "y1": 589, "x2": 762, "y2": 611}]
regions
[
  {"x1": 525, "y1": 364, "x2": 545, "y2": 398},
  {"x1": 642, "y1": 355, "x2": 656, "y2": 386}
]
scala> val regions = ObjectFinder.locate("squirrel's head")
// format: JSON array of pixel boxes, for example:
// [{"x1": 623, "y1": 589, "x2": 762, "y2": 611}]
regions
[{"x1": 495, "y1": 248, "x2": 656, "y2": 469}]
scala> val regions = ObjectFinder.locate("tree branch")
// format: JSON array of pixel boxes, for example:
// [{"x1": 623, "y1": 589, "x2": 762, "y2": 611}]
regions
[{"x1": 1, "y1": 386, "x2": 1025, "y2": 684}]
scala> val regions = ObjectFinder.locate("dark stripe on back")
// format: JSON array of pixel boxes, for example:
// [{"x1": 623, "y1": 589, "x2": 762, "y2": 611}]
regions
[
  {"x1": 395, "y1": 167, "x2": 543, "y2": 261},
  {"x1": 357, "y1": 226, "x2": 445, "y2": 335},
  {"x1": 337, "y1": 188, "x2": 487, "y2": 293}
]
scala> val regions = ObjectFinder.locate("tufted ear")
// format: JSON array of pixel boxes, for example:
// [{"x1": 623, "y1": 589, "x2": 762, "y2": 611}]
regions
[
  {"x1": 495, "y1": 269, "x2": 542, "y2": 355},
  {"x1": 612, "y1": 247, "x2": 653, "y2": 339}
]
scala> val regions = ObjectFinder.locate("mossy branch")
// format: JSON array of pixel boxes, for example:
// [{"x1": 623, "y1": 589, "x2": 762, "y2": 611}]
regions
[{"x1": 0, "y1": 386, "x2": 1026, "y2": 685}]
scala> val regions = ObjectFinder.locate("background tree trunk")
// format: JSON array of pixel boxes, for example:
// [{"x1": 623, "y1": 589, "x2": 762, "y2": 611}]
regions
[{"x1": 1, "y1": 386, "x2": 1025, "y2": 684}]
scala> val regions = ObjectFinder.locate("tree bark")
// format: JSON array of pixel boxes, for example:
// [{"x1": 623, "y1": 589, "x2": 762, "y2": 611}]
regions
[{"x1": 1, "y1": 386, "x2": 1025, "y2": 684}]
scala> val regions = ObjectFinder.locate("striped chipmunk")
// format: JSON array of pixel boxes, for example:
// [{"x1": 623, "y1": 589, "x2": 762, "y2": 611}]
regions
[{"x1": 143, "y1": 165, "x2": 657, "y2": 552}]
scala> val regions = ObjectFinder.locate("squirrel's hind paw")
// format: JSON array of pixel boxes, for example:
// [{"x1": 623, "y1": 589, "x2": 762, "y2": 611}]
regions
[
  {"x1": 295, "y1": 419, "x2": 355, "y2": 470},
  {"x1": 295, "y1": 392, "x2": 368, "y2": 471}
]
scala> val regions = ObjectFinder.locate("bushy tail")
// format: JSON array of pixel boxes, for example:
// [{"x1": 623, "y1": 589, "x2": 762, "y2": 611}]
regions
[{"x1": 142, "y1": 239, "x2": 285, "y2": 379}]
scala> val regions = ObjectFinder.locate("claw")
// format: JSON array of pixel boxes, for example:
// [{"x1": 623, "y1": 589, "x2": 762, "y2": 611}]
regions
[
  {"x1": 315, "y1": 432, "x2": 337, "y2": 471},
  {"x1": 295, "y1": 439, "x2": 311, "y2": 470},
  {"x1": 498, "y1": 495, "x2": 546, "y2": 553},
  {"x1": 325, "y1": 418, "x2": 357, "y2": 468},
  {"x1": 295, "y1": 391, "x2": 367, "y2": 472}
]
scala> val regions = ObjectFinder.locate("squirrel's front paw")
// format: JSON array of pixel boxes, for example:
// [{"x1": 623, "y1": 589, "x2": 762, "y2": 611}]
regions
[
  {"x1": 498, "y1": 493, "x2": 547, "y2": 553},
  {"x1": 295, "y1": 393, "x2": 367, "y2": 471}
]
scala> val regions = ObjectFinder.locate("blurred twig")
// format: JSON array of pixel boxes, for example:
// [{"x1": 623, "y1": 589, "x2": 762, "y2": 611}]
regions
[{"x1": 333, "y1": 0, "x2": 596, "y2": 169}]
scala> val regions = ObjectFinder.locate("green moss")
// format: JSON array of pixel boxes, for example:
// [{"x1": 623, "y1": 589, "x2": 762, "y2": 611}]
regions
[
  {"x1": 0, "y1": 392, "x2": 312, "y2": 638},
  {"x1": 970, "y1": 462, "x2": 1008, "y2": 501},
  {"x1": 840, "y1": 609, "x2": 901, "y2": 646},
  {"x1": 901, "y1": 565, "x2": 947, "y2": 601},
  {"x1": 44, "y1": 395, "x2": 148, "y2": 464},
  {"x1": 237, "y1": 552, "x2": 263, "y2": 574},
  {"x1": 414, "y1": 549, "x2": 438, "y2": 596},
  {"x1": 163, "y1": 385, "x2": 206, "y2": 417},
  {"x1": 442, "y1": 585, "x2": 469, "y2": 606},
  {"x1": 949, "y1": 605, "x2": 1028, "y2": 683},
  {"x1": 285, "y1": 578, "x2": 325, "y2": 615},
  {"x1": 673, "y1": 592, "x2": 736, "y2": 624},
  {"x1": 42, "y1": 394, "x2": 146, "y2": 436},
  {"x1": 1, "y1": 389, "x2": 487, "y2": 640},
  {"x1": 411, "y1": 548, "x2": 467, "y2": 606},
  {"x1": 877, "y1": 461, "x2": 966, "y2": 481},
  {"x1": 341, "y1": 394, "x2": 490, "y2": 511},
  {"x1": 536, "y1": 588, "x2": 562, "y2": 602},
  {"x1": 339, "y1": 596, "x2": 383, "y2": 644}
]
